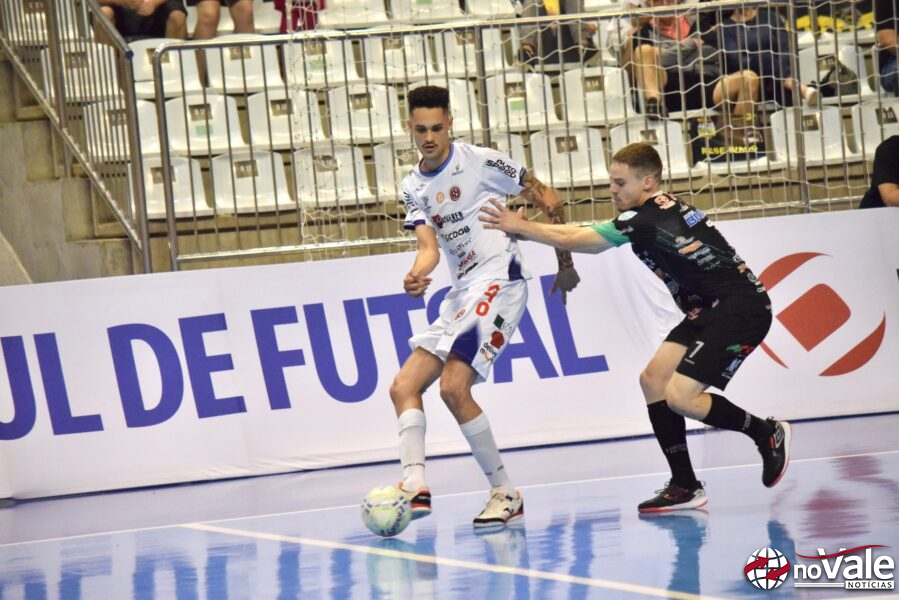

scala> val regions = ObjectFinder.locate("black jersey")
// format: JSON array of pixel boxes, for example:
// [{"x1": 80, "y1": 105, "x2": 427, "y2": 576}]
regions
[{"x1": 610, "y1": 192, "x2": 768, "y2": 313}]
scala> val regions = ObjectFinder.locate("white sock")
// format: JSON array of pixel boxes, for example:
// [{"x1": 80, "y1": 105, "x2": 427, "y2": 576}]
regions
[
  {"x1": 459, "y1": 412, "x2": 514, "y2": 493},
  {"x1": 398, "y1": 408, "x2": 426, "y2": 490}
]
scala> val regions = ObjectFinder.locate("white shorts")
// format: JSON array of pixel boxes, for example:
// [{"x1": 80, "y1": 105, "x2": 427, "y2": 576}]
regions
[{"x1": 409, "y1": 278, "x2": 528, "y2": 384}]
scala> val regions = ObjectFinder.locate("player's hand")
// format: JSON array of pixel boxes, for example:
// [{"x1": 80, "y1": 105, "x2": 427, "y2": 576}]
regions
[
  {"x1": 136, "y1": 0, "x2": 155, "y2": 15},
  {"x1": 403, "y1": 272, "x2": 432, "y2": 297},
  {"x1": 551, "y1": 264, "x2": 581, "y2": 305},
  {"x1": 479, "y1": 198, "x2": 526, "y2": 234}
]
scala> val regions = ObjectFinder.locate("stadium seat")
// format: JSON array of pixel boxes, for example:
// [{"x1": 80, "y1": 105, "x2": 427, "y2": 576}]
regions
[
  {"x1": 317, "y1": 0, "x2": 390, "y2": 29},
  {"x1": 136, "y1": 156, "x2": 211, "y2": 220},
  {"x1": 409, "y1": 78, "x2": 482, "y2": 141},
  {"x1": 41, "y1": 42, "x2": 120, "y2": 103},
  {"x1": 283, "y1": 35, "x2": 361, "y2": 88},
  {"x1": 530, "y1": 127, "x2": 610, "y2": 188},
  {"x1": 292, "y1": 145, "x2": 374, "y2": 207},
  {"x1": 165, "y1": 94, "x2": 247, "y2": 156},
  {"x1": 610, "y1": 118, "x2": 692, "y2": 179},
  {"x1": 485, "y1": 72, "x2": 562, "y2": 132},
  {"x1": 770, "y1": 106, "x2": 861, "y2": 166},
  {"x1": 246, "y1": 88, "x2": 327, "y2": 150},
  {"x1": 463, "y1": 0, "x2": 516, "y2": 19},
  {"x1": 327, "y1": 84, "x2": 406, "y2": 144},
  {"x1": 797, "y1": 45, "x2": 878, "y2": 105},
  {"x1": 1, "y1": 0, "x2": 83, "y2": 45},
  {"x1": 433, "y1": 28, "x2": 509, "y2": 78},
  {"x1": 128, "y1": 38, "x2": 203, "y2": 100},
  {"x1": 561, "y1": 66, "x2": 632, "y2": 126},
  {"x1": 390, "y1": 0, "x2": 467, "y2": 24},
  {"x1": 253, "y1": 0, "x2": 281, "y2": 34},
  {"x1": 851, "y1": 99, "x2": 899, "y2": 158},
  {"x1": 83, "y1": 99, "x2": 160, "y2": 162},
  {"x1": 361, "y1": 33, "x2": 431, "y2": 83},
  {"x1": 211, "y1": 150, "x2": 294, "y2": 214},
  {"x1": 373, "y1": 139, "x2": 419, "y2": 200},
  {"x1": 205, "y1": 35, "x2": 284, "y2": 94}
]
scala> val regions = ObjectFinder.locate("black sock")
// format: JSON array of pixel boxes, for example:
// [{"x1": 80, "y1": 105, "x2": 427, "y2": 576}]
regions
[
  {"x1": 702, "y1": 393, "x2": 773, "y2": 442},
  {"x1": 648, "y1": 401, "x2": 699, "y2": 489}
]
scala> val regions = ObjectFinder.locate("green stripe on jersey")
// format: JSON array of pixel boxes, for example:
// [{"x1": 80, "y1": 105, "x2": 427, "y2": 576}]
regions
[{"x1": 590, "y1": 221, "x2": 629, "y2": 247}]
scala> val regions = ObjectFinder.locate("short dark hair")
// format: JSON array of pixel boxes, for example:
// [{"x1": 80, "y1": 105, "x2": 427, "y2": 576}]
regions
[
  {"x1": 612, "y1": 142, "x2": 663, "y2": 180},
  {"x1": 408, "y1": 85, "x2": 450, "y2": 113}
]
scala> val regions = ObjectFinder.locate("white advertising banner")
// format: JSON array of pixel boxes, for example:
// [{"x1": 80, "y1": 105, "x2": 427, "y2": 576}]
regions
[{"x1": 0, "y1": 209, "x2": 897, "y2": 500}]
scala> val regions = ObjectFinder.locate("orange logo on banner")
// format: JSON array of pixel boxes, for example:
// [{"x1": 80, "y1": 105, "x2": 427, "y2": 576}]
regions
[{"x1": 758, "y1": 252, "x2": 886, "y2": 376}]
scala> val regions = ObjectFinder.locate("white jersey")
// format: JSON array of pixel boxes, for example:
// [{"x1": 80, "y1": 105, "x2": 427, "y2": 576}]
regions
[{"x1": 402, "y1": 141, "x2": 531, "y2": 289}]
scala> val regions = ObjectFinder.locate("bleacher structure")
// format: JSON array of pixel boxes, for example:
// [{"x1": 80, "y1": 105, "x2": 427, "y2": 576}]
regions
[{"x1": 0, "y1": 0, "x2": 895, "y2": 272}]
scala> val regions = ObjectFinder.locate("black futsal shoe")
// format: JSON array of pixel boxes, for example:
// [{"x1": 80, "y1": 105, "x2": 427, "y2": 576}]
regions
[{"x1": 757, "y1": 419, "x2": 792, "y2": 488}]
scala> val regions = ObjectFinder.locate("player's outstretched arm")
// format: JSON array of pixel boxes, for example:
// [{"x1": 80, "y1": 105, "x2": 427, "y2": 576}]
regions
[
  {"x1": 519, "y1": 171, "x2": 581, "y2": 303},
  {"x1": 480, "y1": 199, "x2": 614, "y2": 254},
  {"x1": 404, "y1": 225, "x2": 440, "y2": 297}
]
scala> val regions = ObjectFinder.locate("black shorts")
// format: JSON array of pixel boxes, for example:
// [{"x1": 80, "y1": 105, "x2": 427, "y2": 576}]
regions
[
  {"x1": 663, "y1": 71, "x2": 720, "y2": 114},
  {"x1": 112, "y1": 0, "x2": 186, "y2": 38},
  {"x1": 665, "y1": 296, "x2": 772, "y2": 390}
]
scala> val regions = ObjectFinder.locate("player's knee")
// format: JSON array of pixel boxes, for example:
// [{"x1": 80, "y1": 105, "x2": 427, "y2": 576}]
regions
[
  {"x1": 389, "y1": 375, "x2": 414, "y2": 405},
  {"x1": 636, "y1": 44, "x2": 658, "y2": 62},
  {"x1": 663, "y1": 383, "x2": 696, "y2": 415},
  {"x1": 168, "y1": 10, "x2": 186, "y2": 28},
  {"x1": 639, "y1": 367, "x2": 667, "y2": 398},
  {"x1": 438, "y1": 380, "x2": 466, "y2": 412}
]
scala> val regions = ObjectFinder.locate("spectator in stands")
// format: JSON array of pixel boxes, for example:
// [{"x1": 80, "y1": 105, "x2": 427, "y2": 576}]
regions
[
  {"x1": 717, "y1": 7, "x2": 818, "y2": 106},
  {"x1": 99, "y1": 0, "x2": 188, "y2": 40},
  {"x1": 619, "y1": 0, "x2": 760, "y2": 122},
  {"x1": 876, "y1": 0, "x2": 898, "y2": 94},
  {"x1": 859, "y1": 135, "x2": 899, "y2": 207},
  {"x1": 188, "y1": 0, "x2": 254, "y2": 39},
  {"x1": 274, "y1": 0, "x2": 320, "y2": 34},
  {"x1": 517, "y1": 0, "x2": 598, "y2": 66}
]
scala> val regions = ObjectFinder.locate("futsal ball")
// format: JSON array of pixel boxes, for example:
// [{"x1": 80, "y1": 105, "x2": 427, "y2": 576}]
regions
[{"x1": 361, "y1": 485, "x2": 412, "y2": 537}]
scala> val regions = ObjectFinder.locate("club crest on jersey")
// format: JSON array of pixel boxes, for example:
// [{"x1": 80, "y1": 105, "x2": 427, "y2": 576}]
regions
[
  {"x1": 618, "y1": 210, "x2": 637, "y2": 221},
  {"x1": 436, "y1": 192, "x2": 446, "y2": 204},
  {"x1": 450, "y1": 186, "x2": 461, "y2": 201}
]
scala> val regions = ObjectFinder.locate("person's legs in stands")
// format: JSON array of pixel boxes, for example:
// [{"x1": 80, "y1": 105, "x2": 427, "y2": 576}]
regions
[
  {"x1": 193, "y1": 0, "x2": 221, "y2": 38},
  {"x1": 164, "y1": 0, "x2": 188, "y2": 38},
  {"x1": 227, "y1": 0, "x2": 255, "y2": 33},
  {"x1": 632, "y1": 44, "x2": 667, "y2": 115}
]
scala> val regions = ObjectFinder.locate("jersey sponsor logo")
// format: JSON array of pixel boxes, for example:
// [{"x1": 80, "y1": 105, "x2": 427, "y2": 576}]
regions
[
  {"x1": 450, "y1": 185, "x2": 461, "y2": 201},
  {"x1": 617, "y1": 210, "x2": 637, "y2": 221},
  {"x1": 451, "y1": 163, "x2": 464, "y2": 177},
  {"x1": 402, "y1": 191, "x2": 415, "y2": 210},
  {"x1": 432, "y1": 211, "x2": 464, "y2": 229},
  {"x1": 436, "y1": 192, "x2": 446, "y2": 204},
  {"x1": 684, "y1": 209, "x2": 705, "y2": 227},
  {"x1": 490, "y1": 331, "x2": 505, "y2": 349},
  {"x1": 454, "y1": 308, "x2": 466, "y2": 320},
  {"x1": 457, "y1": 249, "x2": 477, "y2": 270},
  {"x1": 484, "y1": 158, "x2": 518, "y2": 179},
  {"x1": 442, "y1": 226, "x2": 470, "y2": 241},
  {"x1": 457, "y1": 261, "x2": 480, "y2": 278},
  {"x1": 678, "y1": 240, "x2": 703, "y2": 255}
]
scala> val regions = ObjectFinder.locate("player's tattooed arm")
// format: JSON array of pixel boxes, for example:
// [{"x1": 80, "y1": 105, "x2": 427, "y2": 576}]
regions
[{"x1": 520, "y1": 171, "x2": 581, "y2": 304}]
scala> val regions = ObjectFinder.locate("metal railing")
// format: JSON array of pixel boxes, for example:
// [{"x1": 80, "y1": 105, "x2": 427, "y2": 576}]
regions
[
  {"x1": 2, "y1": 0, "x2": 896, "y2": 272},
  {"x1": 0, "y1": 0, "x2": 151, "y2": 271}
]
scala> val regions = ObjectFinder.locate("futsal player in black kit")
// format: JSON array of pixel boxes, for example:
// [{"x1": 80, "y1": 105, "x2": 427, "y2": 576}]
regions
[{"x1": 479, "y1": 142, "x2": 791, "y2": 512}]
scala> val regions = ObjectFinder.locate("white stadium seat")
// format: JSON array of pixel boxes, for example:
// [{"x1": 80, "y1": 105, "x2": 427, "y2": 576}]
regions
[
  {"x1": 317, "y1": 0, "x2": 390, "y2": 29},
  {"x1": 798, "y1": 45, "x2": 878, "y2": 105},
  {"x1": 129, "y1": 38, "x2": 203, "y2": 100},
  {"x1": 485, "y1": 72, "x2": 562, "y2": 132},
  {"x1": 246, "y1": 88, "x2": 327, "y2": 150},
  {"x1": 561, "y1": 66, "x2": 632, "y2": 126},
  {"x1": 390, "y1": 0, "x2": 466, "y2": 24},
  {"x1": 293, "y1": 145, "x2": 374, "y2": 207},
  {"x1": 211, "y1": 150, "x2": 294, "y2": 214},
  {"x1": 531, "y1": 127, "x2": 610, "y2": 188},
  {"x1": 361, "y1": 33, "x2": 431, "y2": 83},
  {"x1": 327, "y1": 84, "x2": 406, "y2": 144},
  {"x1": 137, "y1": 156, "x2": 211, "y2": 220},
  {"x1": 851, "y1": 99, "x2": 899, "y2": 158},
  {"x1": 284, "y1": 35, "x2": 361, "y2": 88},
  {"x1": 205, "y1": 35, "x2": 284, "y2": 94},
  {"x1": 83, "y1": 99, "x2": 160, "y2": 162},
  {"x1": 433, "y1": 28, "x2": 509, "y2": 78},
  {"x1": 464, "y1": 0, "x2": 516, "y2": 19},
  {"x1": 610, "y1": 118, "x2": 692, "y2": 180},
  {"x1": 372, "y1": 139, "x2": 418, "y2": 199},
  {"x1": 165, "y1": 94, "x2": 247, "y2": 156},
  {"x1": 770, "y1": 106, "x2": 861, "y2": 166}
]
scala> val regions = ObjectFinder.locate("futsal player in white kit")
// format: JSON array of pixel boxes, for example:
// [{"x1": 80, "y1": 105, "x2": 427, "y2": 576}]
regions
[{"x1": 391, "y1": 85, "x2": 580, "y2": 528}]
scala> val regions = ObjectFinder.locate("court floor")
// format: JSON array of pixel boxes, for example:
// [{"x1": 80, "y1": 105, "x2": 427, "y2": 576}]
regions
[{"x1": 2, "y1": 413, "x2": 898, "y2": 599}]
